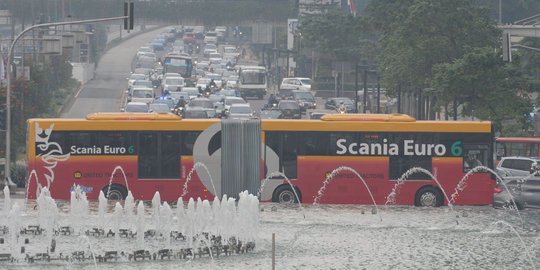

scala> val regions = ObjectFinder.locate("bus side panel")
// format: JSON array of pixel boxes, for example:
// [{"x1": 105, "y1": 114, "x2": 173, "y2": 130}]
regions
[
  {"x1": 296, "y1": 156, "x2": 390, "y2": 204},
  {"x1": 28, "y1": 156, "x2": 211, "y2": 202},
  {"x1": 431, "y1": 157, "x2": 495, "y2": 205}
]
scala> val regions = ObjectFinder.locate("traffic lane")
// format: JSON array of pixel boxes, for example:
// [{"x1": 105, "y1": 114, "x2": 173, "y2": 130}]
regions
[{"x1": 62, "y1": 27, "x2": 166, "y2": 118}]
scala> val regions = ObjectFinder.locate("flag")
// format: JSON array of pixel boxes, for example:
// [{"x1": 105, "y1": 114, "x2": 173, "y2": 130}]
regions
[{"x1": 348, "y1": 0, "x2": 356, "y2": 16}]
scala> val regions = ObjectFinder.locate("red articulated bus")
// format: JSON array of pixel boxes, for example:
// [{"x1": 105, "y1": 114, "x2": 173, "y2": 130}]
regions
[{"x1": 27, "y1": 113, "x2": 495, "y2": 206}]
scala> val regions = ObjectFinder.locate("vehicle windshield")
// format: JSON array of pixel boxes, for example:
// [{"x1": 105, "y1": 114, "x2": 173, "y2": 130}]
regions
[
  {"x1": 300, "y1": 79, "x2": 312, "y2": 85},
  {"x1": 165, "y1": 78, "x2": 184, "y2": 85},
  {"x1": 336, "y1": 98, "x2": 353, "y2": 105},
  {"x1": 224, "y1": 47, "x2": 237, "y2": 54},
  {"x1": 130, "y1": 74, "x2": 146, "y2": 80},
  {"x1": 132, "y1": 90, "x2": 153, "y2": 98},
  {"x1": 231, "y1": 106, "x2": 252, "y2": 114},
  {"x1": 189, "y1": 99, "x2": 213, "y2": 108},
  {"x1": 184, "y1": 110, "x2": 207, "y2": 118},
  {"x1": 220, "y1": 90, "x2": 237, "y2": 96},
  {"x1": 133, "y1": 81, "x2": 153, "y2": 88},
  {"x1": 225, "y1": 98, "x2": 246, "y2": 105},
  {"x1": 240, "y1": 70, "x2": 265, "y2": 84},
  {"x1": 294, "y1": 92, "x2": 314, "y2": 100},
  {"x1": 125, "y1": 104, "x2": 148, "y2": 112}
]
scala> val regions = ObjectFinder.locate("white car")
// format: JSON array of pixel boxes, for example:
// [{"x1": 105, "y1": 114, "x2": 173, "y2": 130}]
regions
[
  {"x1": 136, "y1": 46, "x2": 154, "y2": 59},
  {"x1": 127, "y1": 73, "x2": 147, "y2": 90},
  {"x1": 281, "y1": 77, "x2": 312, "y2": 91},
  {"x1": 204, "y1": 31, "x2": 218, "y2": 44},
  {"x1": 123, "y1": 102, "x2": 149, "y2": 112},
  {"x1": 129, "y1": 87, "x2": 154, "y2": 104},
  {"x1": 162, "y1": 76, "x2": 185, "y2": 92},
  {"x1": 226, "y1": 103, "x2": 255, "y2": 119}
]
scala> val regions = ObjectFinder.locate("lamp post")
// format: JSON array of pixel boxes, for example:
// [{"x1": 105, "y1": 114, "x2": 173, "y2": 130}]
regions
[{"x1": 4, "y1": 16, "x2": 127, "y2": 186}]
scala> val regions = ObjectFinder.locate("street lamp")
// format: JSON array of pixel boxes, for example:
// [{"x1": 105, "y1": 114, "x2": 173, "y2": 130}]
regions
[{"x1": 4, "y1": 16, "x2": 128, "y2": 186}]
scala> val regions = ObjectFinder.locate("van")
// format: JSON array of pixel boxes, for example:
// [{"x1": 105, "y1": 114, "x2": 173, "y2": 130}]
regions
[{"x1": 281, "y1": 77, "x2": 312, "y2": 91}]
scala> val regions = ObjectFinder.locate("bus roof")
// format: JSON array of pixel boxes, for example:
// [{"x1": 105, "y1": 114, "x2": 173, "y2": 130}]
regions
[
  {"x1": 27, "y1": 113, "x2": 491, "y2": 133},
  {"x1": 496, "y1": 137, "x2": 540, "y2": 142}
]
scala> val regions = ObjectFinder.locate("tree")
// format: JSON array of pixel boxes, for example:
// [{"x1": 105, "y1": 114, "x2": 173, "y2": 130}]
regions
[
  {"x1": 432, "y1": 47, "x2": 537, "y2": 131},
  {"x1": 299, "y1": 8, "x2": 376, "y2": 64},
  {"x1": 366, "y1": 0, "x2": 500, "y2": 90}
]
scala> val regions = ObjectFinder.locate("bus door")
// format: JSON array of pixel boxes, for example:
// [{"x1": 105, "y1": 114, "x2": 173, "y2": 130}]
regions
[{"x1": 265, "y1": 131, "x2": 298, "y2": 179}]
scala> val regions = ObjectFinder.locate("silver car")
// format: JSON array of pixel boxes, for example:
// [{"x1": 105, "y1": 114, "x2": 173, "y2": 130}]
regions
[
  {"x1": 496, "y1": 156, "x2": 540, "y2": 181},
  {"x1": 493, "y1": 177, "x2": 540, "y2": 210}
]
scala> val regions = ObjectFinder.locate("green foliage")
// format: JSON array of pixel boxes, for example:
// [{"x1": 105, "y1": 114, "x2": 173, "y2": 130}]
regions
[
  {"x1": 432, "y1": 47, "x2": 534, "y2": 131},
  {"x1": 10, "y1": 162, "x2": 28, "y2": 188},
  {"x1": 299, "y1": 8, "x2": 376, "y2": 64},
  {"x1": 366, "y1": 0, "x2": 500, "y2": 90}
]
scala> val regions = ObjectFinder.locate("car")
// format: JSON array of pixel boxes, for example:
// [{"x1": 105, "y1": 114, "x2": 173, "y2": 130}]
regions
[
  {"x1": 325, "y1": 97, "x2": 355, "y2": 113},
  {"x1": 278, "y1": 100, "x2": 301, "y2": 119},
  {"x1": 127, "y1": 73, "x2": 147, "y2": 90},
  {"x1": 162, "y1": 76, "x2": 185, "y2": 92},
  {"x1": 122, "y1": 102, "x2": 149, "y2": 112},
  {"x1": 187, "y1": 97, "x2": 216, "y2": 118},
  {"x1": 208, "y1": 53, "x2": 222, "y2": 64},
  {"x1": 183, "y1": 32, "x2": 196, "y2": 44},
  {"x1": 278, "y1": 88, "x2": 294, "y2": 100},
  {"x1": 493, "y1": 177, "x2": 540, "y2": 210},
  {"x1": 226, "y1": 103, "x2": 255, "y2": 119},
  {"x1": 259, "y1": 109, "x2": 283, "y2": 119},
  {"x1": 281, "y1": 77, "x2": 312, "y2": 91},
  {"x1": 219, "y1": 89, "x2": 240, "y2": 97},
  {"x1": 204, "y1": 31, "x2": 218, "y2": 44},
  {"x1": 129, "y1": 87, "x2": 154, "y2": 103},
  {"x1": 496, "y1": 156, "x2": 540, "y2": 181},
  {"x1": 183, "y1": 87, "x2": 200, "y2": 99},
  {"x1": 203, "y1": 44, "x2": 218, "y2": 58},
  {"x1": 183, "y1": 106, "x2": 208, "y2": 118},
  {"x1": 222, "y1": 96, "x2": 247, "y2": 112},
  {"x1": 196, "y1": 78, "x2": 212, "y2": 89},
  {"x1": 292, "y1": 91, "x2": 316, "y2": 111},
  {"x1": 310, "y1": 112, "x2": 327, "y2": 119},
  {"x1": 132, "y1": 80, "x2": 154, "y2": 90},
  {"x1": 148, "y1": 103, "x2": 171, "y2": 113},
  {"x1": 136, "y1": 46, "x2": 154, "y2": 59}
]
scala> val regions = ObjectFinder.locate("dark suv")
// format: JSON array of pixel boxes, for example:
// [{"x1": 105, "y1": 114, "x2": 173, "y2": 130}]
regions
[
  {"x1": 278, "y1": 100, "x2": 301, "y2": 119},
  {"x1": 292, "y1": 91, "x2": 316, "y2": 112}
]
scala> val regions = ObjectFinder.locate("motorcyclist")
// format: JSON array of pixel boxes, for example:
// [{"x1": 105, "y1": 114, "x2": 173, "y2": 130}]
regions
[
  {"x1": 209, "y1": 79, "x2": 217, "y2": 90},
  {"x1": 198, "y1": 86, "x2": 204, "y2": 94},
  {"x1": 338, "y1": 101, "x2": 346, "y2": 114},
  {"x1": 176, "y1": 96, "x2": 186, "y2": 108},
  {"x1": 268, "y1": 93, "x2": 278, "y2": 107}
]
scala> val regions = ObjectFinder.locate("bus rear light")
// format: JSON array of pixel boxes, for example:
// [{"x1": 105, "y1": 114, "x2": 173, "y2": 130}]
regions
[{"x1": 493, "y1": 188, "x2": 503, "y2": 193}]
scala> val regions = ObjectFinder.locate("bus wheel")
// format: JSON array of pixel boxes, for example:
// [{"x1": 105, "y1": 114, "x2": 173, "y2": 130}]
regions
[
  {"x1": 273, "y1": 186, "x2": 299, "y2": 204},
  {"x1": 415, "y1": 187, "x2": 442, "y2": 207},
  {"x1": 103, "y1": 184, "x2": 127, "y2": 201}
]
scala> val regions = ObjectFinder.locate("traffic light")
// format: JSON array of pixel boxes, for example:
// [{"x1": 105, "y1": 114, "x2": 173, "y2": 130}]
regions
[{"x1": 124, "y1": 2, "x2": 134, "y2": 30}]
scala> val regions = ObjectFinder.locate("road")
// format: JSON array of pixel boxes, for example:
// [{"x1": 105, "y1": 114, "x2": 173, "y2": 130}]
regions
[{"x1": 61, "y1": 27, "x2": 165, "y2": 118}]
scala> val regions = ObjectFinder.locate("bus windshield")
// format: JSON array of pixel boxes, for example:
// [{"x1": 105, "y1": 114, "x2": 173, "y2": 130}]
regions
[{"x1": 240, "y1": 70, "x2": 265, "y2": 84}]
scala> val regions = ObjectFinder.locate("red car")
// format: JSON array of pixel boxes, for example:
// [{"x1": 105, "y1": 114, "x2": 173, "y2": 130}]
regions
[{"x1": 182, "y1": 32, "x2": 196, "y2": 44}]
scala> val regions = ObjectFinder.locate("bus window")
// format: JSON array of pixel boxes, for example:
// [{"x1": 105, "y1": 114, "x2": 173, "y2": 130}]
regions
[
  {"x1": 462, "y1": 144, "x2": 488, "y2": 172},
  {"x1": 161, "y1": 133, "x2": 181, "y2": 178},
  {"x1": 389, "y1": 133, "x2": 433, "y2": 180},
  {"x1": 266, "y1": 131, "x2": 298, "y2": 179},
  {"x1": 138, "y1": 133, "x2": 159, "y2": 178}
]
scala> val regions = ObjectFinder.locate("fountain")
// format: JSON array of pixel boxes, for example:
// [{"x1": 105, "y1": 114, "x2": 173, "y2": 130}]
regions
[
  {"x1": 105, "y1": 165, "x2": 130, "y2": 199},
  {"x1": 3, "y1": 186, "x2": 10, "y2": 218},
  {"x1": 181, "y1": 162, "x2": 218, "y2": 198},
  {"x1": 313, "y1": 166, "x2": 381, "y2": 220},
  {"x1": 258, "y1": 171, "x2": 305, "y2": 219}
]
